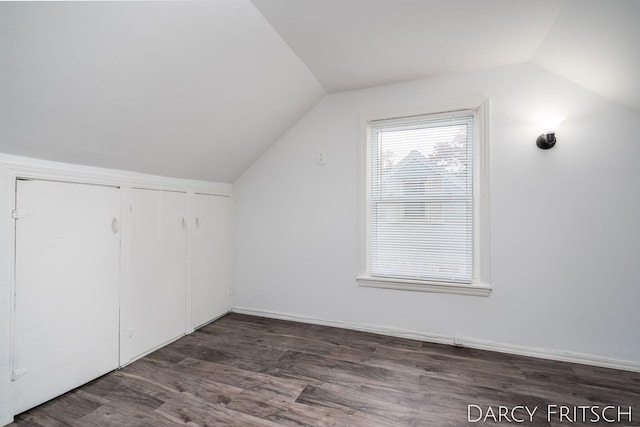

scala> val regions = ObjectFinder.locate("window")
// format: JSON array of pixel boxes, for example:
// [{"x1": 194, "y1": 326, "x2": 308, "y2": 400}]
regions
[{"x1": 358, "y1": 100, "x2": 491, "y2": 296}]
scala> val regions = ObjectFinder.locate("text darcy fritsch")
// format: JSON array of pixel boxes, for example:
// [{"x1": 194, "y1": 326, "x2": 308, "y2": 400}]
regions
[{"x1": 467, "y1": 405, "x2": 633, "y2": 423}]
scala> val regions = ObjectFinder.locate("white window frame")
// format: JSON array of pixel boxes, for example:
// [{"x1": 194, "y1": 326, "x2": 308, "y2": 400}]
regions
[{"x1": 357, "y1": 98, "x2": 491, "y2": 296}]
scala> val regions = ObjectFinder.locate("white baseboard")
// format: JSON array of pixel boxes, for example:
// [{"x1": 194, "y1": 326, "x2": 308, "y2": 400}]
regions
[{"x1": 231, "y1": 306, "x2": 640, "y2": 373}]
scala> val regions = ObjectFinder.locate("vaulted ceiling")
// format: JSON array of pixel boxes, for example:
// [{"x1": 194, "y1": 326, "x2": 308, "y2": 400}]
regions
[
  {"x1": 0, "y1": 0, "x2": 638, "y2": 182},
  {"x1": 0, "y1": 1, "x2": 324, "y2": 182}
]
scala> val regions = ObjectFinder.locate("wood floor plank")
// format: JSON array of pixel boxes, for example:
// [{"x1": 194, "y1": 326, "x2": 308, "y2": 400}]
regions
[
  {"x1": 272, "y1": 350, "x2": 421, "y2": 390},
  {"x1": 75, "y1": 403, "x2": 178, "y2": 427},
  {"x1": 18, "y1": 389, "x2": 106, "y2": 424},
  {"x1": 81, "y1": 372, "x2": 167, "y2": 412},
  {"x1": 227, "y1": 390, "x2": 347, "y2": 427},
  {"x1": 295, "y1": 383, "x2": 423, "y2": 425},
  {"x1": 155, "y1": 394, "x2": 282, "y2": 427},
  {"x1": 10, "y1": 313, "x2": 640, "y2": 427},
  {"x1": 118, "y1": 368, "x2": 244, "y2": 407}
]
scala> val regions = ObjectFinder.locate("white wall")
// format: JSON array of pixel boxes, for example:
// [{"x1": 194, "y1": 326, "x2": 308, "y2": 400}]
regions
[{"x1": 233, "y1": 63, "x2": 640, "y2": 369}]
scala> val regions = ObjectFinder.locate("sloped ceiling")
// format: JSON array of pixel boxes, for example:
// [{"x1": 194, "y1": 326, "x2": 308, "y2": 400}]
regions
[
  {"x1": 0, "y1": 1, "x2": 324, "y2": 182},
  {"x1": 251, "y1": 0, "x2": 564, "y2": 93},
  {"x1": 533, "y1": 0, "x2": 640, "y2": 113},
  {"x1": 252, "y1": 0, "x2": 640, "y2": 113},
  {"x1": 1, "y1": 0, "x2": 638, "y2": 183}
]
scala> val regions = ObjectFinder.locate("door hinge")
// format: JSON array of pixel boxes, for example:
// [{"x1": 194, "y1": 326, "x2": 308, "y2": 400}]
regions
[
  {"x1": 12, "y1": 209, "x2": 31, "y2": 219},
  {"x1": 11, "y1": 369, "x2": 28, "y2": 381}
]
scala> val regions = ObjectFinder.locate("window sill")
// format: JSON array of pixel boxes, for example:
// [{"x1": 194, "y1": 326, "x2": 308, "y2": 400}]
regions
[{"x1": 356, "y1": 276, "x2": 492, "y2": 297}]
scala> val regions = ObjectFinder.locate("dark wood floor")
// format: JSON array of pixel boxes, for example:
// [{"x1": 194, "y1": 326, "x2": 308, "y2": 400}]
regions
[{"x1": 10, "y1": 313, "x2": 640, "y2": 426}]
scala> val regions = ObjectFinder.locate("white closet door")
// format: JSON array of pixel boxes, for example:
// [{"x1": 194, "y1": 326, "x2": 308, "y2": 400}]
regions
[
  {"x1": 192, "y1": 194, "x2": 232, "y2": 328},
  {"x1": 13, "y1": 179, "x2": 120, "y2": 414},
  {"x1": 128, "y1": 189, "x2": 187, "y2": 360}
]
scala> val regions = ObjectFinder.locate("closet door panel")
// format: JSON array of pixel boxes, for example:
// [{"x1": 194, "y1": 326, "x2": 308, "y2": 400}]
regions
[
  {"x1": 13, "y1": 179, "x2": 120, "y2": 414},
  {"x1": 128, "y1": 189, "x2": 187, "y2": 360},
  {"x1": 192, "y1": 194, "x2": 232, "y2": 328}
]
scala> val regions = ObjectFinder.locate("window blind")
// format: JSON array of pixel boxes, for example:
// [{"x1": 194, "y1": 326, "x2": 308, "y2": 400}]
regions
[{"x1": 369, "y1": 111, "x2": 474, "y2": 284}]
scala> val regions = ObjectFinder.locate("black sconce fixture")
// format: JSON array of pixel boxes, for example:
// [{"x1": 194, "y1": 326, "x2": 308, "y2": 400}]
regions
[
  {"x1": 536, "y1": 118, "x2": 563, "y2": 150},
  {"x1": 536, "y1": 132, "x2": 556, "y2": 149}
]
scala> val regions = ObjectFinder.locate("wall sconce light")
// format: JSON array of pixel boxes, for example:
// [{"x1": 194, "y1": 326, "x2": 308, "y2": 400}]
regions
[
  {"x1": 536, "y1": 118, "x2": 563, "y2": 150},
  {"x1": 536, "y1": 132, "x2": 556, "y2": 149}
]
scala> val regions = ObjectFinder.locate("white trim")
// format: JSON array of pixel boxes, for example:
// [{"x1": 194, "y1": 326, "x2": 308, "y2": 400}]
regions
[
  {"x1": 0, "y1": 164, "x2": 12, "y2": 426},
  {"x1": 118, "y1": 187, "x2": 132, "y2": 367},
  {"x1": 0, "y1": 153, "x2": 231, "y2": 196},
  {"x1": 185, "y1": 192, "x2": 194, "y2": 336},
  {"x1": 475, "y1": 98, "x2": 491, "y2": 288},
  {"x1": 231, "y1": 306, "x2": 640, "y2": 373},
  {"x1": 359, "y1": 97, "x2": 489, "y2": 123},
  {"x1": 357, "y1": 276, "x2": 491, "y2": 296},
  {"x1": 358, "y1": 114, "x2": 371, "y2": 278},
  {"x1": 358, "y1": 98, "x2": 491, "y2": 294}
]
